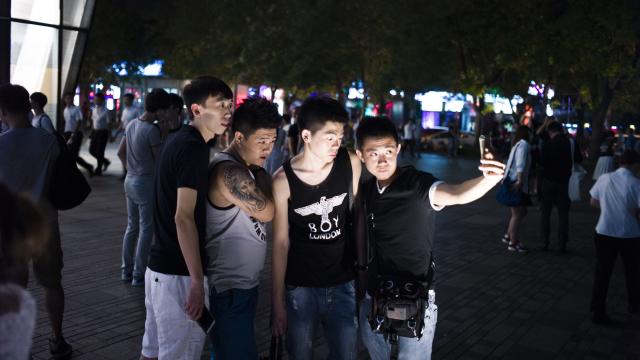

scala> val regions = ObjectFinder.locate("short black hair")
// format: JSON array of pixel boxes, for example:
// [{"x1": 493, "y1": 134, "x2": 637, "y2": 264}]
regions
[
  {"x1": 168, "y1": 93, "x2": 184, "y2": 115},
  {"x1": 145, "y1": 89, "x2": 171, "y2": 112},
  {"x1": 29, "y1": 92, "x2": 48, "y2": 108},
  {"x1": 122, "y1": 93, "x2": 134, "y2": 101},
  {"x1": 619, "y1": 150, "x2": 640, "y2": 165},
  {"x1": 298, "y1": 96, "x2": 348, "y2": 134},
  {"x1": 356, "y1": 116, "x2": 399, "y2": 149},
  {"x1": 231, "y1": 96, "x2": 282, "y2": 137},
  {"x1": 547, "y1": 121, "x2": 564, "y2": 133},
  {"x1": 0, "y1": 84, "x2": 31, "y2": 115},
  {"x1": 182, "y1": 76, "x2": 233, "y2": 119}
]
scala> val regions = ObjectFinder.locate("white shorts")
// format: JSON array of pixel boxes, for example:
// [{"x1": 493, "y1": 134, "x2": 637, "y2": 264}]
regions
[{"x1": 141, "y1": 268, "x2": 209, "y2": 359}]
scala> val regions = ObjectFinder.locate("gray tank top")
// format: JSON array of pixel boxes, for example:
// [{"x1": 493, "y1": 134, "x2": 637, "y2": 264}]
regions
[{"x1": 205, "y1": 152, "x2": 268, "y2": 292}]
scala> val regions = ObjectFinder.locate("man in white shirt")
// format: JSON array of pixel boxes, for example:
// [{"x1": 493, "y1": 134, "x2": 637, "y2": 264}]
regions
[
  {"x1": 118, "y1": 93, "x2": 142, "y2": 131},
  {"x1": 589, "y1": 150, "x2": 640, "y2": 323},
  {"x1": 63, "y1": 93, "x2": 94, "y2": 176},
  {"x1": 29, "y1": 92, "x2": 55, "y2": 134},
  {"x1": 89, "y1": 93, "x2": 112, "y2": 176}
]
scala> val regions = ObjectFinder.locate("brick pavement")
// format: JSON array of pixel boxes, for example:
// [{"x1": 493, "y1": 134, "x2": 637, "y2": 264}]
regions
[{"x1": 27, "y1": 146, "x2": 640, "y2": 359}]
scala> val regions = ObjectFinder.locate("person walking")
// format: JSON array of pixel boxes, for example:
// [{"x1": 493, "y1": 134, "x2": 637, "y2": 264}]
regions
[
  {"x1": 89, "y1": 93, "x2": 112, "y2": 176},
  {"x1": 589, "y1": 150, "x2": 640, "y2": 323},
  {"x1": 30, "y1": 92, "x2": 55, "y2": 134},
  {"x1": 63, "y1": 92, "x2": 94, "y2": 177},
  {"x1": 500, "y1": 125, "x2": 532, "y2": 252}
]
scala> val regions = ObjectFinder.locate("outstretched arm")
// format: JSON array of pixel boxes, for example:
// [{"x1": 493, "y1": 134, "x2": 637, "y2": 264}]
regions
[
  {"x1": 432, "y1": 159, "x2": 505, "y2": 207},
  {"x1": 216, "y1": 162, "x2": 274, "y2": 222}
]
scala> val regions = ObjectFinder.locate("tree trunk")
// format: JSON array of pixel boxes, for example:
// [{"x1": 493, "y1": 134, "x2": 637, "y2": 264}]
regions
[{"x1": 589, "y1": 80, "x2": 614, "y2": 159}]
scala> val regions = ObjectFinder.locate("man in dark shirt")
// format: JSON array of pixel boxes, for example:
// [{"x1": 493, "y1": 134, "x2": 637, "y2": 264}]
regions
[
  {"x1": 354, "y1": 117, "x2": 505, "y2": 360},
  {"x1": 140, "y1": 76, "x2": 233, "y2": 360},
  {"x1": 539, "y1": 121, "x2": 581, "y2": 252}
]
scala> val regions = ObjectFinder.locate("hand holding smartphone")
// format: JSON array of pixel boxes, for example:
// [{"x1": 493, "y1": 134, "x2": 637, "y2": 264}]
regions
[
  {"x1": 479, "y1": 135, "x2": 487, "y2": 160},
  {"x1": 197, "y1": 306, "x2": 215, "y2": 334}
]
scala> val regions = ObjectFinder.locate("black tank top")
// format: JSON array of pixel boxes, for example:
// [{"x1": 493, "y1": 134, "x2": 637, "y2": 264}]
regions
[{"x1": 283, "y1": 147, "x2": 355, "y2": 287}]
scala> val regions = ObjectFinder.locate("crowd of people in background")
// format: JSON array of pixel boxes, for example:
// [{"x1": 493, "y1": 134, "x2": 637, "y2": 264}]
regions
[{"x1": 0, "y1": 78, "x2": 638, "y2": 360}]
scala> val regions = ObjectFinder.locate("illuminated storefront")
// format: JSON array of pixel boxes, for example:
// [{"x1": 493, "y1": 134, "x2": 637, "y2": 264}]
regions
[{"x1": 0, "y1": 0, "x2": 95, "y2": 128}]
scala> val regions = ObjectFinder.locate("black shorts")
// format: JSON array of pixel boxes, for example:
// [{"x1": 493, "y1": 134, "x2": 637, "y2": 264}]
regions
[{"x1": 12, "y1": 216, "x2": 64, "y2": 288}]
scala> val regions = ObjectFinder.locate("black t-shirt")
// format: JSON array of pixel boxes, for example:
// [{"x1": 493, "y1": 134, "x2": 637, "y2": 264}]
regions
[
  {"x1": 283, "y1": 147, "x2": 354, "y2": 287},
  {"x1": 149, "y1": 125, "x2": 209, "y2": 276},
  {"x1": 362, "y1": 166, "x2": 440, "y2": 293},
  {"x1": 540, "y1": 134, "x2": 573, "y2": 184}
]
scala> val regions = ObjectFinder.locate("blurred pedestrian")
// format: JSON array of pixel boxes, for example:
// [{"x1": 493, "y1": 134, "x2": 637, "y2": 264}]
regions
[
  {"x1": 592, "y1": 131, "x2": 615, "y2": 181},
  {"x1": 539, "y1": 121, "x2": 581, "y2": 252},
  {"x1": 0, "y1": 83, "x2": 72, "y2": 358},
  {"x1": 63, "y1": 92, "x2": 94, "y2": 177},
  {"x1": 167, "y1": 93, "x2": 186, "y2": 135},
  {"x1": 500, "y1": 125, "x2": 532, "y2": 252},
  {"x1": 624, "y1": 127, "x2": 637, "y2": 152},
  {"x1": 589, "y1": 150, "x2": 640, "y2": 323},
  {"x1": 448, "y1": 117, "x2": 460, "y2": 157},
  {"x1": 117, "y1": 89, "x2": 172, "y2": 287},
  {"x1": 89, "y1": 93, "x2": 112, "y2": 176},
  {"x1": 118, "y1": 93, "x2": 142, "y2": 133},
  {"x1": 287, "y1": 107, "x2": 302, "y2": 157},
  {"x1": 402, "y1": 119, "x2": 417, "y2": 157},
  {"x1": 0, "y1": 182, "x2": 50, "y2": 360},
  {"x1": 30, "y1": 92, "x2": 55, "y2": 134},
  {"x1": 265, "y1": 113, "x2": 288, "y2": 174},
  {"x1": 140, "y1": 76, "x2": 233, "y2": 360}
]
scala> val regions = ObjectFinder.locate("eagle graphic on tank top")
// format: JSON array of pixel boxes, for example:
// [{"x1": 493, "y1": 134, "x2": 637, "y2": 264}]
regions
[{"x1": 294, "y1": 193, "x2": 347, "y2": 240}]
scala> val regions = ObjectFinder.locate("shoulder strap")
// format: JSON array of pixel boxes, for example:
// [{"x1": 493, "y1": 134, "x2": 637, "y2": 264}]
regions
[{"x1": 282, "y1": 158, "x2": 296, "y2": 200}]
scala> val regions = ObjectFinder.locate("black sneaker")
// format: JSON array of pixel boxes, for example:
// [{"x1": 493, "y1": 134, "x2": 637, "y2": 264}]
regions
[
  {"x1": 49, "y1": 336, "x2": 72, "y2": 359},
  {"x1": 103, "y1": 159, "x2": 111, "y2": 173}
]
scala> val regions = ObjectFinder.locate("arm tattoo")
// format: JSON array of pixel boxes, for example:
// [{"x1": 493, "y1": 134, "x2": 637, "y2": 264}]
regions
[{"x1": 223, "y1": 165, "x2": 267, "y2": 212}]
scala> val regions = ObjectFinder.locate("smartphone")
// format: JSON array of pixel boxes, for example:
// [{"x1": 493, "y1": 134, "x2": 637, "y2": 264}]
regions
[
  {"x1": 197, "y1": 306, "x2": 215, "y2": 334},
  {"x1": 479, "y1": 135, "x2": 486, "y2": 159}
]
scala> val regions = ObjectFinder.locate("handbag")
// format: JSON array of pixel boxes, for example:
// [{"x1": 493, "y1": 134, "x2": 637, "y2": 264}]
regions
[
  {"x1": 49, "y1": 132, "x2": 91, "y2": 210},
  {"x1": 496, "y1": 177, "x2": 522, "y2": 206},
  {"x1": 496, "y1": 142, "x2": 525, "y2": 207}
]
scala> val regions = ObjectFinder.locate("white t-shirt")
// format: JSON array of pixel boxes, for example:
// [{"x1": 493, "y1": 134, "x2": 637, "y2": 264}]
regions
[
  {"x1": 92, "y1": 106, "x2": 110, "y2": 130},
  {"x1": 403, "y1": 123, "x2": 415, "y2": 140},
  {"x1": 63, "y1": 105, "x2": 83, "y2": 133},
  {"x1": 0, "y1": 127, "x2": 59, "y2": 202},
  {"x1": 590, "y1": 167, "x2": 640, "y2": 238},
  {"x1": 31, "y1": 113, "x2": 55, "y2": 134},
  {"x1": 121, "y1": 105, "x2": 142, "y2": 129},
  {"x1": 0, "y1": 284, "x2": 36, "y2": 360}
]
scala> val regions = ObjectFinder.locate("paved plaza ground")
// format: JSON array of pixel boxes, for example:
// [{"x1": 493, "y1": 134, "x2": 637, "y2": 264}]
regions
[{"x1": 27, "y1": 145, "x2": 639, "y2": 359}]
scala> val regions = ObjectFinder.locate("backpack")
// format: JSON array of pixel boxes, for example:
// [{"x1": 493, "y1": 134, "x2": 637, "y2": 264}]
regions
[{"x1": 49, "y1": 132, "x2": 91, "y2": 210}]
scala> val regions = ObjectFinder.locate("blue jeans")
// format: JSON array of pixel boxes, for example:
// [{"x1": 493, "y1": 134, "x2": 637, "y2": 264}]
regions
[
  {"x1": 359, "y1": 291, "x2": 438, "y2": 360},
  {"x1": 209, "y1": 286, "x2": 259, "y2": 360},
  {"x1": 121, "y1": 175, "x2": 154, "y2": 281},
  {"x1": 286, "y1": 281, "x2": 358, "y2": 360}
]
